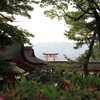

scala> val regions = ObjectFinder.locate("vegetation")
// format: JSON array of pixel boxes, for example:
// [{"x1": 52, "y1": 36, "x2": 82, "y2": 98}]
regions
[
  {"x1": 1, "y1": 65, "x2": 100, "y2": 100},
  {"x1": 0, "y1": 0, "x2": 36, "y2": 49},
  {"x1": 0, "y1": 0, "x2": 100, "y2": 99},
  {"x1": 0, "y1": 0, "x2": 37, "y2": 87},
  {"x1": 90, "y1": 45, "x2": 100, "y2": 62},
  {"x1": 39, "y1": 0, "x2": 100, "y2": 76}
]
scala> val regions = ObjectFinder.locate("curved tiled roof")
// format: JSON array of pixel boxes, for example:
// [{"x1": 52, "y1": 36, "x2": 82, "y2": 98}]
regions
[
  {"x1": 0, "y1": 44, "x2": 21, "y2": 61},
  {"x1": 24, "y1": 46, "x2": 47, "y2": 64},
  {"x1": 14, "y1": 45, "x2": 47, "y2": 71}
]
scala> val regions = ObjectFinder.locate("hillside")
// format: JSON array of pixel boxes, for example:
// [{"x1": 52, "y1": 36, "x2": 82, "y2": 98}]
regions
[{"x1": 33, "y1": 42, "x2": 88, "y2": 61}]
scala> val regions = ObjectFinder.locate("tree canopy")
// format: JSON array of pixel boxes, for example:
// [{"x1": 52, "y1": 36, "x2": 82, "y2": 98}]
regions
[
  {"x1": 0, "y1": 0, "x2": 38, "y2": 49},
  {"x1": 39, "y1": 0, "x2": 100, "y2": 41},
  {"x1": 39, "y1": 0, "x2": 100, "y2": 76},
  {"x1": 0, "y1": 0, "x2": 37, "y2": 82},
  {"x1": 90, "y1": 45, "x2": 100, "y2": 62}
]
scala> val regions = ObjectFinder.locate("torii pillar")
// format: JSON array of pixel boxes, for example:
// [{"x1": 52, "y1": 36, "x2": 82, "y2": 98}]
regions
[{"x1": 43, "y1": 53, "x2": 59, "y2": 61}]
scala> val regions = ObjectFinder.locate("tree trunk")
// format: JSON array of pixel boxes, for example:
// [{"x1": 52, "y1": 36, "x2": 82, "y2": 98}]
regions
[
  {"x1": 93, "y1": 9, "x2": 100, "y2": 41},
  {"x1": 83, "y1": 8, "x2": 99, "y2": 76},
  {"x1": 83, "y1": 32, "x2": 96, "y2": 77}
]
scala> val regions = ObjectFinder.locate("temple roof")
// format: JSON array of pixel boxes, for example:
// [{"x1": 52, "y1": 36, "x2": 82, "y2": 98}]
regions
[
  {"x1": 24, "y1": 46, "x2": 47, "y2": 64},
  {"x1": 0, "y1": 44, "x2": 22, "y2": 61},
  {"x1": 24, "y1": 45, "x2": 34, "y2": 49}
]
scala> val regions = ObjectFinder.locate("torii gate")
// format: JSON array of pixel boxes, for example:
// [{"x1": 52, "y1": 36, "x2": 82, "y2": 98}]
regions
[{"x1": 43, "y1": 53, "x2": 59, "y2": 61}]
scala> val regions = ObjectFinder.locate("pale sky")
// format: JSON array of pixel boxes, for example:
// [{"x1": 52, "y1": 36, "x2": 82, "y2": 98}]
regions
[
  {"x1": 13, "y1": 4, "x2": 73, "y2": 44},
  {"x1": 12, "y1": 4, "x2": 87, "y2": 61}
]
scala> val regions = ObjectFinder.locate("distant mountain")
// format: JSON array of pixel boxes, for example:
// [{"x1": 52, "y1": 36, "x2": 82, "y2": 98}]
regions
[{"x1": 33, "y1": 42, "x2": 88, "y2": 61}]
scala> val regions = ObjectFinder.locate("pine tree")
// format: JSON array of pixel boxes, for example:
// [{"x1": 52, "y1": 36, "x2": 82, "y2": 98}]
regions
[{"x1": 39, "y1": 0, "x2": 100, "y2": 76}]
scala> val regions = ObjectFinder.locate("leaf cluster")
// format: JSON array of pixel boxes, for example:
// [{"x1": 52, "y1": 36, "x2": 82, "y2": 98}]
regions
[
  {"x1": 90, "y1": 44, "x2": 100, "y2": 62},
  {"x1": 0, "y1": 0, "x2": 35, "y2": 48},
  {"x1": 0, "y1": 0, "x2": 34, "y2": 18},
  {"x1": 0, "y1": 0, "x2": 35, "y2": 87},
  {"x1": 39, "y1": 0, "x2": 100, "y2": 48},
  {"x1": 3, "y1": 65, "x2": 100, "y2": 100},
  {"x1": 0, "y1": 58, "x2": 15, "y2": 75}
]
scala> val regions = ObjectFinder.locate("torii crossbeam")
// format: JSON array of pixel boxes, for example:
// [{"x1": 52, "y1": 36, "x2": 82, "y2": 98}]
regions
[{"x1": 43, "y1": 53, "x2": 59, "y2": 61}]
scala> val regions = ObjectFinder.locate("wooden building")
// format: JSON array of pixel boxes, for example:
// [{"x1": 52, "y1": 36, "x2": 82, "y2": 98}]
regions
[
  {"x1": 15, "y1": 45, "x2": 47, "y2": 71},
  {"x1": 1, "y1": 44, "x2": 100, "y2": 91},
  {"x1": 0, "y1": 44, "x2": 47, "y2": 91}
]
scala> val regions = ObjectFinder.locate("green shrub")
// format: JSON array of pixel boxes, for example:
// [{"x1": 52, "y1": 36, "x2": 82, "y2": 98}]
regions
[{"x1": 1, "y1": 65, "x2": 100, "y2": 100}]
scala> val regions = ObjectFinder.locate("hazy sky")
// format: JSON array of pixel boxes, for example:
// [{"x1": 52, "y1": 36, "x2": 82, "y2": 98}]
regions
[
  {"x1": 13, "y1": 4, "x2": 73, "y2": 44},
  {"x1": 12, "y1": 4, "x2": 87, "y2": 61}
]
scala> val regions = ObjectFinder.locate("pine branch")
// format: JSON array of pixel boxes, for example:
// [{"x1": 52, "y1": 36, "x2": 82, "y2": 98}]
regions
[
  {"x1": 93, "y1": 0, "x2": 100, "y2": 12},
  {"x1": 0, "y1": 14, "x2": 13, "y2": 22},
  {"x1": 53, "y1": 1, "x2": 86, "y2": 21}
]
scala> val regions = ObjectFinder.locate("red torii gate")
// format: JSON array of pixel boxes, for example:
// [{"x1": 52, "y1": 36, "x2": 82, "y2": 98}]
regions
[{"x1": 43, "y1": 53, "x2": 59, "y2": 61}]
